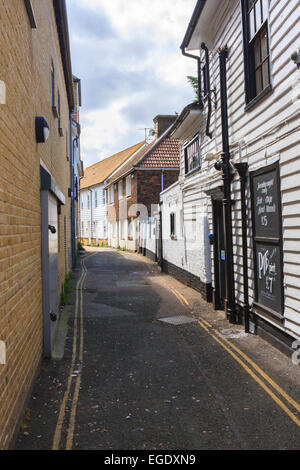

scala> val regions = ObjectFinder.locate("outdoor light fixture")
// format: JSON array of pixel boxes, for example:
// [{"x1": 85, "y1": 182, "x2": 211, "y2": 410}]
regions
[
  {"x1": 291, "y1": 49, "x2": 300, "y2": 69},
  {"x1": 36, "y1": 116, "x2": 50, "y2": 143}
]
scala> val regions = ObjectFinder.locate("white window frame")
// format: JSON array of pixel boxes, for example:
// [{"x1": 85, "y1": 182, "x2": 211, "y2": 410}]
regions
[
  {"x1": 126, "y1": 176, "x2": 132, "y2": 197},
  {"x1": 118, "y1": 181, "x2": 124, "y2": 200}
]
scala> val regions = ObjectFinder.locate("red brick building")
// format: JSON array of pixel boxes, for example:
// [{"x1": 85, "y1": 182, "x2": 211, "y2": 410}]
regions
[{"x1": 106, "y1": 115, "x2": 180, "y2": 253}]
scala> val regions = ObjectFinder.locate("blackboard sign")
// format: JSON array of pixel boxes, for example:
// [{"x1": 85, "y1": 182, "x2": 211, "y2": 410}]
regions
[
  {"x1": 255, "y1": 243, "x2": 283, "y2": 313},
  {"x1": 252, "y1": 169, "x2": 280, "y2": 238},
  {"x1": 251, "y1": 163, "x2": 283, "y2": 318}
]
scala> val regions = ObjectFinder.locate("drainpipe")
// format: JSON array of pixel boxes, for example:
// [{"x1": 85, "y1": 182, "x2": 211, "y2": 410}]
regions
[
  {"x1": 218, "y1": 47, "x2": 237, "y2": 324},
  {"x1": 161, "y1": 169, "x2": 164, "y2": 192},
  {"x1": 181, "y1": 47, "x2": 203, "y2": 109},
  {"x1": 201, "y1": 43, "x2": 212, "y2": 138},
  {"x1": 235, "y1": 163, "x2": 250, "y2": 332}
]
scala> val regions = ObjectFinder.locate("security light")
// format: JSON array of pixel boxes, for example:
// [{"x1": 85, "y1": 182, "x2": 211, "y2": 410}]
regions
[{"x1": 36, "y1": 116, "x2": 50, "y2": 143}]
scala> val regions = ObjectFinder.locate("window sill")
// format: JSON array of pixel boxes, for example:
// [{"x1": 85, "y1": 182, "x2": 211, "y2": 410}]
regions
[
  {"x1": 185, "y1": 166, "x2": 201, "y2": 178},
  {"x1": 245, "y1": 84, "x2": 273, "y2": 112}
]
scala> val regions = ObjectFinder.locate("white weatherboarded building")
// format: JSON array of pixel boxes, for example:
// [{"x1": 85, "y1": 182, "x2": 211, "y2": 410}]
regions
[
  {"x1": 159, "y1": 0, "x2": 300, "y2": 350},
  {"x1": 80, "y1": 142, "x2": 145, "y2": 245}
]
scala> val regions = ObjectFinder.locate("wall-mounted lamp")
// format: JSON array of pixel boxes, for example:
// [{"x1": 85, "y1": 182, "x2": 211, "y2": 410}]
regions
[
  {"x1": 36, "y1": 117, "x2": 50, "y2": 143},
  {"x1": 291, "y1": 49, "x2": 300, "y2": 69}
]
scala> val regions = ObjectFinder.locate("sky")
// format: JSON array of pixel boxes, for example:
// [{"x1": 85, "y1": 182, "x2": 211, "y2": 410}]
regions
[{"x1": 66, "y1": 0, "x2": 197, "y2": 169}]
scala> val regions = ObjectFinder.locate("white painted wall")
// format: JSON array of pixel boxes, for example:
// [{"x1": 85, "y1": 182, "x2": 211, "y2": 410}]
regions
[
  {"x1": 161, "y1": 0, "x2": 300, "y2": 339},
  {"x1": 80, "y1": 183, "x2": 107, "y2": 242}
]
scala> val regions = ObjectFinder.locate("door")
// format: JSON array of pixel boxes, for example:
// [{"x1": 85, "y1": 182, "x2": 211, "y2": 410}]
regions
[
  {"x1": 213, "y1": 199, "x2": 226, "y2": 310},
  {"x1": 41, "y1": 190, "x2": 59, "y2": 357},
  {"x1": 48, "y1": 193, "x2": 59, "y2": 328}
]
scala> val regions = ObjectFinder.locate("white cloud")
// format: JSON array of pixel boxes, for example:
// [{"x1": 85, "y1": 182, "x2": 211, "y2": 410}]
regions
[{"x1": 67, "y1": 0, "x2": 198, "y2": 167}]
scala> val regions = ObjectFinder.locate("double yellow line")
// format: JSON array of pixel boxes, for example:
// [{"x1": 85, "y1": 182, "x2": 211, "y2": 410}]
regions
[
  {"x1": 52, "y1": 253, "x2": 94, "y2": 450},
  {"x1": 169, "y1": 289, "x2": 300, "y2": 428}
]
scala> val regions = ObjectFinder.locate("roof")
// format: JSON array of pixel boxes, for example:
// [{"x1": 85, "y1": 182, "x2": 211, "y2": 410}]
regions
[
  {"x1": 53, "y1": 0, "x2": 74, "y2": 110},
  {"x1": 181, "y1": 0, "x2": 206, "y2": 51},
  {"x1": 106, "y1": 130, "x2": 180, "y2": 186},
  {"x1": 80, "y1": 141, "x2": 145, "y2": 190}
]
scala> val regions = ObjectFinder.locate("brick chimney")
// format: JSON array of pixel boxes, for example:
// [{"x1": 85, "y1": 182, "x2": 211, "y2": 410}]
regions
[{"x1": 153, "y1": 115, "x2": 177, "y2": 139}]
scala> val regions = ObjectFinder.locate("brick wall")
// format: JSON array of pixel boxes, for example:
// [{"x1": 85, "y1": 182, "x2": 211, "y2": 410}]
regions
[
  {"x1": 0, "y1": 0, "x2": 72, "y2": 448},
  {"x1": 137, "y1": 170, "x2": 179, "y2": 215}
]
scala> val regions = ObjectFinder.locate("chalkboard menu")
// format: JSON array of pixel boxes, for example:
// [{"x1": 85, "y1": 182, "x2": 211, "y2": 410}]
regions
[
  {"x1": 255, "y1": 243, "x2": 283, "y2": 313},
  {"x1": 252, "y1": 169, "x2": 280, "y2": 239},
  {"x1": 251, "y1": 164, "x2": 283, "y2": 318}
]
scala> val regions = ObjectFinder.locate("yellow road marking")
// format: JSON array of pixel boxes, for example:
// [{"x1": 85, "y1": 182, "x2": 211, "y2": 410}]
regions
[
  {"x1": 167, "y1": 286, "x2": 300, "y2": 427},
  {"x1": 65, "y1": 258, "x2": 88, "y2": 450},
  {"x1": 198, "y1": 317, "x2": 300, "y2": 415},
  {"x1": 52, "y1": 253, "x2": 94, "y2": 450},
  {"x1": 173, "y1": 289, "x2": 189, "y2": 306},
  {"x1": 197, "y1": 318, "x2": 300, "y2": 428},
  {"x1": 170, "y1": 288, "x2": 185, "y2": 306}
]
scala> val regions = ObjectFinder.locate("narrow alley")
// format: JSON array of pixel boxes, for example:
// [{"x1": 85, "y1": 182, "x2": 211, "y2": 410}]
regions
[{"x1": 16, "y1": 249, "x2": 300, "y2": 451}]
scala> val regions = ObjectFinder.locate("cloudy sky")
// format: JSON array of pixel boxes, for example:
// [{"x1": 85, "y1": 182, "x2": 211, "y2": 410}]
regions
[{"x1": 66, "y1": 0, "x2": 197, "y2": 169}]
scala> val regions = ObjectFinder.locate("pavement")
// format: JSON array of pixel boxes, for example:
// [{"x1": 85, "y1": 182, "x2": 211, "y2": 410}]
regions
[{"x1": 16, "y1": 248, "x2": 300, "y2": 450}]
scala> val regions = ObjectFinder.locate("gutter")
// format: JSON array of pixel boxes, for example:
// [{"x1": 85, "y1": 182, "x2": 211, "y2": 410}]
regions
[
  {"x1": 180, "y1": 0, "x2": 207, "y2": 52},
  {"x1": 53, "y1": 0, "x2": 74, "y2": 111}
]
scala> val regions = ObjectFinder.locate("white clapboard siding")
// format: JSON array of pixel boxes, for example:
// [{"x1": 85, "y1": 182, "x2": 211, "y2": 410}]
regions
[
  {"x1": 160, "y1": 0, "x2": 300, "y2": 339},
  {"x1": 79, "y1": 184, "x2": 107, "y2": 240}
]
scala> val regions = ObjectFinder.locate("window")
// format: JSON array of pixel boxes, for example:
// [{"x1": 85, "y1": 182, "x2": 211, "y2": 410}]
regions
[
  {"x1": 121, "y1": 220, "x2": 127, "y2": 240},
  {"x1": 170, "y1": 213, "x2": 176, "y2": 238},
  {"x1": 118, "y1": 181, "x2": 124, "y2": 200},
  {"x1": 242, "y1": 0, "x2": 271, "y2": 107},
  {"x1": 87, "y1": 194, "x2": 90, "y2": 210},
  {"x1": 102, "y1": 190, "x2": 106, "y2": 205},
  {"x1": 109, "y1": 186, "x2": 114, "y2": 204},
  {"x1": 184, "y1": 135, "x2": 201, "y2": 174},
  {"x1": 57, "y1": 91, "x2": 63, "y2": 136},
  {"x1": 51, "y1": 64, "x2": 56, "y2": 109},
  {"x1": 126, "y1": 176, "x2": 132, "y2": 197},
  {"x1": 128, "y1": 218, "x2": 134, "y2": 239}
]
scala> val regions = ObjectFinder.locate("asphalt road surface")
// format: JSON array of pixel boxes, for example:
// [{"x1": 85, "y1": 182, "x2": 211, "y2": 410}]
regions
[{"x1": 16, "y1": 248, "x2": 300, "y2": 450}]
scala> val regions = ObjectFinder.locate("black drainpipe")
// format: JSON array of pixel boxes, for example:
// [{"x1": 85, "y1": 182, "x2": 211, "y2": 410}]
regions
[
  {"x1": 218, "y1": 47, "x2": 237, "y2": 324},
  {"x1": 180, "y1": 47, "x2": 203, "y2": 109},
  {"x1": 201, "y1": 43, "x2": 212, "y2": 138},
  {"x1": 235, "y1": 163, "x2": 250, "y2": 332}
]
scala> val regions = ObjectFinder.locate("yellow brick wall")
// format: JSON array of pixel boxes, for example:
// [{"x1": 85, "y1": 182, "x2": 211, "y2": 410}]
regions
[{"x1": 0, "y1": 0, "x2": 72, "y2": 448}]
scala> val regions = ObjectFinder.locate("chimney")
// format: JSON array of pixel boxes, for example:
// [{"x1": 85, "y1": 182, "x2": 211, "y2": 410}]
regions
[{"x1": 153, "y1": 115, "x2": 177, "y2": 139}]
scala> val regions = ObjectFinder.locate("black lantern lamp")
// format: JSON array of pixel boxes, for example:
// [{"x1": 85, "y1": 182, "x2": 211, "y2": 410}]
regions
[{"x1": 36, "y1": 116, "x2": 50, "y2": 143}]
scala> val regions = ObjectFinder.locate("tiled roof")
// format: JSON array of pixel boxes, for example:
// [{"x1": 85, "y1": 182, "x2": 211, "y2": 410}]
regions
[
  {"x1": 80, "y1": 141, "x2": 145, "y2": 190},
  {"x1": 139, "y1": 139, "x2": 180, "y2": 168},
  {"x1": 107, "y1": 132, "x2": 180, "y2": 186}
]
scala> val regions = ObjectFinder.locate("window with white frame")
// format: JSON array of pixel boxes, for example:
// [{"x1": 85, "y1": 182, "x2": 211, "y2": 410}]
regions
[
  {"x1": 118, "y1": 180, "x2": 124, "y2": 200},
  {"x1": 128, "y1": 218, "x2": 134, "y2": 239},
  {"x1": 102, "y1": 189, "x2": 106, "y2": 205},
  {"x1": 95, "y1": 191, "x2": 98, "y2": 208},
  {"x1": 126, "y1": 176, "x2": 132, "y2": 197}
]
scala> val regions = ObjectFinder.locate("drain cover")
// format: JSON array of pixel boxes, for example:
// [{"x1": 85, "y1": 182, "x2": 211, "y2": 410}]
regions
[{"x1": 158, "y1": 315, "x2": 197, "y2": 325}]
